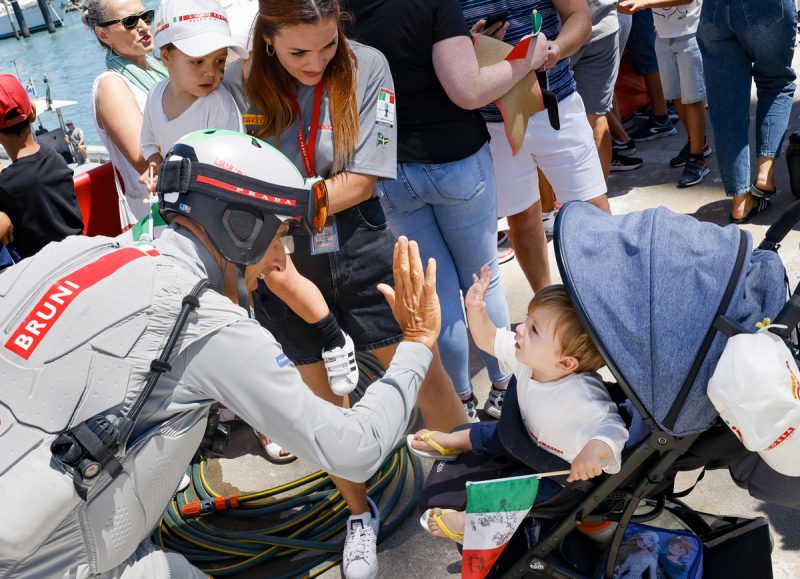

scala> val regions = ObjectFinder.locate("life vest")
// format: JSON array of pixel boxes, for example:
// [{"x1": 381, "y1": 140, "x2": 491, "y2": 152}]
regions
[{"x1": 0, "y1": 235, "x2": 244, "y2": 577}]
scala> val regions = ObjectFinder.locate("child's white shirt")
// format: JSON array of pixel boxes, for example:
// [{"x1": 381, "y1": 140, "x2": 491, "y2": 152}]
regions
[
  {"x1": 652, "y1": 1, "x2": 702, "y2": 39},
  {"x1": 140, "y1": 80, "x2": 243, "y2": 159},
  {"x1": 494, "y1": 328, "x2": 629, "y2": 472}
]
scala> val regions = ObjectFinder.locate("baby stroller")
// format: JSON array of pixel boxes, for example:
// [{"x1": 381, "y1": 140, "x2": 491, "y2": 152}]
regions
[{"x1": 425, "y1": 201, "x2": 800, "y2": 578}]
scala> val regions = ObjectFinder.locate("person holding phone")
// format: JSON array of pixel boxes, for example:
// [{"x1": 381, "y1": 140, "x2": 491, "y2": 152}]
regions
[
  {"x1": 345, "y1": 0, "x2": 548, "y2": 422},
  {"x1": 458, "y1": 0, "x2": 609, "y2": 302}
]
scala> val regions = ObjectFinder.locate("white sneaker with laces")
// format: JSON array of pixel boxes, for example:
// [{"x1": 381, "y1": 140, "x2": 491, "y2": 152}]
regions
[
  {"x1": 323, "y1": 332, "x2": 359, "y2": 396},
  {"x1": 342, "y1": 497, "x2": 380, "y2": 579}
]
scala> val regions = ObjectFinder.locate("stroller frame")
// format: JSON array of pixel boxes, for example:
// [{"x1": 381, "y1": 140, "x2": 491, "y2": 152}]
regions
[{"x1": 500, "y1": 200, "x2": 800, "y2": 579}]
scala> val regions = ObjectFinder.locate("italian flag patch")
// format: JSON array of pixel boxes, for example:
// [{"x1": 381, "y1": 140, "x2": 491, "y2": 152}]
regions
[{"x1": 461, "y1": 474, "x2": 540, "y2": 578}]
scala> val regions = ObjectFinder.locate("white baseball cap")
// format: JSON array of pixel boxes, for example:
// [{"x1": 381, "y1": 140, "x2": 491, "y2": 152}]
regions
[
  {"x1": 708, "y1": 329, "x2": 800, "y2": 476},
  {"x1": 154, "y1": 0, "x2": 247, "y2": 59}
]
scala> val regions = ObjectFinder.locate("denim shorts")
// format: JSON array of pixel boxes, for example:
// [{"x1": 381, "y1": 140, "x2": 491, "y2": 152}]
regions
[
  {"x1": 627, "y1": 9, "x2": 659, "y2": 75},
  {"x1": 253, "y1": 197, "x2": 402, "y2": 364},
  {"x1": 655, "y1": 33, "x2": 706, "y2": 103}
]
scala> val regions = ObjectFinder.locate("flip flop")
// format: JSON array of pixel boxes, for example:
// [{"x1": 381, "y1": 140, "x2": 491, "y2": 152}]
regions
[
  {"x1": 253, "y1": 429, "x2": 297, "y2": 464},
  {"x1": 406, "y1": 432, "x2": 461, "y2": 461},
  {"x1": 730, "y1": 197, "x2": 769, "y2": 224},
  {"x1": 419, "y1": 509, "x2": 464, "y2": 544}
]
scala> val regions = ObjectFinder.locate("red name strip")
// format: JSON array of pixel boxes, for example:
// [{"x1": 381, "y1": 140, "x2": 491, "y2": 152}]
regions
[
  {"x1": 196, "y1": 175, "x2": 297, "y2": 206},
  {"x1": 5, "y1": 247, "x2": 157, "y2": 360}
]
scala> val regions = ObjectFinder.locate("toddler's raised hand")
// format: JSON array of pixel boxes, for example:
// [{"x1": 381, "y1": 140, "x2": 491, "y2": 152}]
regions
[{"x1": 464, "y1": 265, "x2": 491, "y2": 312}]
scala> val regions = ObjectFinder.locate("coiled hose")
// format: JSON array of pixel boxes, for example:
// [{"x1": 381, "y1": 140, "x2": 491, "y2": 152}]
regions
[{"x1": 154, "y1": 352, "x2": 424, "y2": 577}]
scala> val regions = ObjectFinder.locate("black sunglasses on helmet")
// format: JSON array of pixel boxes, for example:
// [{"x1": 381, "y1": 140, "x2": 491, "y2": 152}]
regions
[{"x1": 98, "y1": 9, "x2": 154, "y2": 30}]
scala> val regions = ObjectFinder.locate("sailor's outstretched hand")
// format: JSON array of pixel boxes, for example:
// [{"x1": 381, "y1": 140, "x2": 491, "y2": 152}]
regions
[{"x1": 378, "y1": 236, "x2": 441, "y2": 350}]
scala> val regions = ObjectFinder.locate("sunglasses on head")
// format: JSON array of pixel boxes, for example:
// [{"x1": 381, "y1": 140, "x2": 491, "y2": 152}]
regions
[{"x1": 98, "y1": 8, "x2": 154, "y2": 30}]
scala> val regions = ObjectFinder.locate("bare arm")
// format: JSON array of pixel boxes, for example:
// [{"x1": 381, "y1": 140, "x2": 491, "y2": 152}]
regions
[
  {"x1": 542, "y1": 0, "x2": 592, "y2": 67},
  {"x1": 432, "y1": 31, "x2": 548, "y2": 110},
  {"x1": 0, "y1": 211, "x2": 12, "y2": 244},
  {"x1": 326, "y1": 171, "x2": 377, "y2": 215},
  {"x1": 618, "y1": 0, "x2": 692, "y2": 14},
  {"x1": 94, "y1": 75, "x2": 148, "y2": 174},
  {"x1": 464, "y1": 265, "x2": 497, "y2": 356}
]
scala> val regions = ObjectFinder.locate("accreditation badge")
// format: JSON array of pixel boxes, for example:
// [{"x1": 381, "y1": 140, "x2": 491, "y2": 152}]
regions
[{"x1": 310, "y1": 216, "x2": 340, "y2": 255}]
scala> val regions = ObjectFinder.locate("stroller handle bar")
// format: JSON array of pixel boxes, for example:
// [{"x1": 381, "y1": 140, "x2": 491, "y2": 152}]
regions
[
  {"x1": 758, "y1": 198, "x2": 800, "y2": 338},
  {"x1": 758, "y1": 198, "x2": 800, "y2": 251}
]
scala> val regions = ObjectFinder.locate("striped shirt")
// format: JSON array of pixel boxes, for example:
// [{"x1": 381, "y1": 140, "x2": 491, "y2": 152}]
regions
[{"x1": 459, "y1": 0, "x2": 576, "y2": 123}]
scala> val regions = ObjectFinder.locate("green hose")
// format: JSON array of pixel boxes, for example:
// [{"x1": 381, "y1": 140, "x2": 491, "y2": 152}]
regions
[{"x1": 155, "y1": 352, "x2": 424, "y2": 577}]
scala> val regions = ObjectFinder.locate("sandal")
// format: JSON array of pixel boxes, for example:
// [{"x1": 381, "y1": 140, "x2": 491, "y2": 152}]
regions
[
  {"x1": 406, "y1": 432, "x2": 461, "y2": 461},
  {"x1": 253, "y1": 429, "x2": 297, "y2": 464},
  {"x1": 730, "y1": 196, "x2": 769, "y2": 224},
  {"x1": 419, "y1": 508, "x2": 464, "y2": 544}
]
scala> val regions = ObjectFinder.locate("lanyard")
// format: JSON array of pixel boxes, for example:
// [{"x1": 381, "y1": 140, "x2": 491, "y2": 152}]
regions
[{"x1": 290, "y1": 81, "x2": 325, "y2": 178}]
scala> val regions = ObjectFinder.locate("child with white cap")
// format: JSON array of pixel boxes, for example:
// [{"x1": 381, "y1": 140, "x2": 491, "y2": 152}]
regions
[{"x1": 139, "y1": 0, "x2": 246, "y2": 172}]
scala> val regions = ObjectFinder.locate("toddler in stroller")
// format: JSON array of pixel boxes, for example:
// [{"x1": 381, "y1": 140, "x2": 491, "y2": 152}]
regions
[
  {"x1": 415, "y1": 201, "x2": 797, "y2": 578},
  {"x1": 409, "y1": 272, "x2": 628, "y2": 542}
]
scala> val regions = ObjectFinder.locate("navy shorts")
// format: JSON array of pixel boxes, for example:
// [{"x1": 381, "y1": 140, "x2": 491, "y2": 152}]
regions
[
  {"x1": 253, "y1": 196, "x2": 402, "y2": 365},
  {"x1": 627, "y1": 9, "x2": 659, "y2": 76}
]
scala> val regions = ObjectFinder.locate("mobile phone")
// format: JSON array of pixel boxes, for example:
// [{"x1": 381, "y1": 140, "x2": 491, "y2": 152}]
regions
[{"x1": 484, "y1": 9, "x2": 509, "y2": 29}]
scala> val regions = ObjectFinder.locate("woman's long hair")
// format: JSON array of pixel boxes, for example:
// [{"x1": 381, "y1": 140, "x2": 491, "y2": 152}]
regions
[{"x1": 247, "y1": 0, "x2": 358, "y2": 174}]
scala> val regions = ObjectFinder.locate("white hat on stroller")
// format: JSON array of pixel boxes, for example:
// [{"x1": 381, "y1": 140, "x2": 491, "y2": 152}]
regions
[{"x1": 708, "y1": 329, "x2": 800, "y2": 477}]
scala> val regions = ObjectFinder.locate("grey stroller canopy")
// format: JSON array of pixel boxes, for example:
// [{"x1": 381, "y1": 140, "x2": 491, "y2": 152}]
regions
[{"x1": 554, "y1": 202, "x2": 786, "y2": 437}]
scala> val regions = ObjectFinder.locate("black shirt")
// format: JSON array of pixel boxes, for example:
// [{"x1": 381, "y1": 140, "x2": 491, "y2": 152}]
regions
[
  {"x1": 346, "y1": 0, "x2": 490, "y2": 164},
  {"x1": 0, "y1": 146, "x2": 84, "y2": 259}
]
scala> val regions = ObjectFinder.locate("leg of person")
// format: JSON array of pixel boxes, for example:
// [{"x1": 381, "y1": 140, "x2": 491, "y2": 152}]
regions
[
  {"x1": 486, "y1": 121, "x2": 552, "y2": 293},
  {"x1": 539, "y1": 169, "x2": 556, "y2": 214},
  {"x1": 372, "y1": 342, "x2": 467, "y2": 433},
  {"x1": 110, "y1": 538, "x2": 209, "y2": 578},
  {"x1": 378, "y1": 164, "x2": 485, "y2": 411},
  {"x1": 425, "y1": 143, "x2": 513, "y2": 418},
  {"x1": 742, "y1": 0, "x2": 797, "y2": 196},
  {"x1": 674, "y1": 34, "x2": 711, "y2": 188},
  {"x1": 529, "y1": 92, "x2": 610, "y2": 213},
  {"x1": 570, "y1": 32, "x2": 621, "y2": 181},
  {"x1": 264, "y1": 257, "x2": 357, "y2": 394},
  {"x1": 696, "y1": 1, "x2": 757, "y2": 219}
]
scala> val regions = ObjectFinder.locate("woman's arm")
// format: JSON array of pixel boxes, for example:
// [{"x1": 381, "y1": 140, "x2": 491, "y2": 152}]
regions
[
  {"x1": 94, "y1": 74, "x2": 148, "y2": 174},
  {"x1": 432, "y1": 32, "x2": 548, "y2": 110},
  {"x1": 325, "y1": 171, "x2": 378, "y2": 215}
]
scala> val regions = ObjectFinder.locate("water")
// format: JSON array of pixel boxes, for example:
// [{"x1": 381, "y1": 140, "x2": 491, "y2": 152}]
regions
[{"x1": 0, "y1": 0, "x2": 158, "y2": 145}]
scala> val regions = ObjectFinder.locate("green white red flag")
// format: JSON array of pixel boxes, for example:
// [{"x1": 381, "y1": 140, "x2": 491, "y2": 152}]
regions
[{"x1": 461, "y1": 474, "x2": 540, "y2": 578}]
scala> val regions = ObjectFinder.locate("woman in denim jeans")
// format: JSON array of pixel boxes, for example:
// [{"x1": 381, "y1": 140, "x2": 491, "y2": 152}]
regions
[
  {"x1": 347, "y1": 0, "x2": 548, "y2": 421},
  {"x1": 696, "y1": 0, "x2": 797, "y2": 223}
]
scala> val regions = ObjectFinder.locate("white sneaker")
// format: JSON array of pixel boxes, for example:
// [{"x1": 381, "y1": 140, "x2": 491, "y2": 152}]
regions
[
  {"x1": 322, "y1": 332, "x2": 359, "y2": 396},
  {"x1": 342, "y1": 497, "x2": 379, "y2": 579},
  {"x1": 542, "y1": 209, "x2": 558, "y2": 237}
]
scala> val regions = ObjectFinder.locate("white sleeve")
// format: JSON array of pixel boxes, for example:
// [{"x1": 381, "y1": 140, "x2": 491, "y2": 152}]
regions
[
  {"x1": 139, "y1": 89, "x2": 159, "y2": 160},
  {"x1": 586, "y1": 392, "x2": 629, "y2": 474},
  {"x1": 493, "y1": 328, "x2": 526, "y2": 378},
  {"x1": 178, "y1": 319, "x2": 432, "y2": 483}
]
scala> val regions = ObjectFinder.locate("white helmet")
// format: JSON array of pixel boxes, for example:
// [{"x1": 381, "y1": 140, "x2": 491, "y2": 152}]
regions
[{"x1": 158, "y1": 129, "x2": 328, "y2": 266}]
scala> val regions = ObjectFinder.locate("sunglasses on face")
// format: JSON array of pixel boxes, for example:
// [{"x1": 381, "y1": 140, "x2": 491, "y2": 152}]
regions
[{"x1": 98, "y1": 9, "x2": 154, "y2": 30}]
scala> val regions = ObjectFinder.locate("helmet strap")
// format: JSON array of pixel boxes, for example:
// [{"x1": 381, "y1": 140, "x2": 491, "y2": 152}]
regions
[{"x1": 235, "y1": 263, "x2": 253, "y2": 318}]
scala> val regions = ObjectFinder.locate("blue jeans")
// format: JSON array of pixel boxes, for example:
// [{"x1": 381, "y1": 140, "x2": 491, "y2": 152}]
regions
[
  {"x1": 378, "y1": 143, "x2": 512, "y2": 398},
  {"x1": 697, "y1": 0, "x2": 797, "y2": 197}
]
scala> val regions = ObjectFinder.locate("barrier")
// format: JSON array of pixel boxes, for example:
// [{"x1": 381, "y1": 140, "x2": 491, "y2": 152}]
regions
[{"x1": 73, "y1": 162, "x2": 124, "y2": 237}]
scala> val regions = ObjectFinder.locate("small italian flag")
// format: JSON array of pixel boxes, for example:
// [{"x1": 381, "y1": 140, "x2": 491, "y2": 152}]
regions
[
  {"x1": 461, "y1": 474, "x2": 540, "y2": 579},
  {"x1": 378, "y1": 89, "x2": 394, "y2": 104}
]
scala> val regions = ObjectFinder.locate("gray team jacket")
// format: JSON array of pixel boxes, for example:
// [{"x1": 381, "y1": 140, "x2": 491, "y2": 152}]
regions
[{"x1": 0, "y1": 228, "x2": 431, "y2": 578}]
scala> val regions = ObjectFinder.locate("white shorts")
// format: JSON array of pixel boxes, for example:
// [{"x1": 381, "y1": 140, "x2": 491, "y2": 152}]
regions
[{"x1": 487, "y1": 92, "x2": 607, "y2": 218}]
